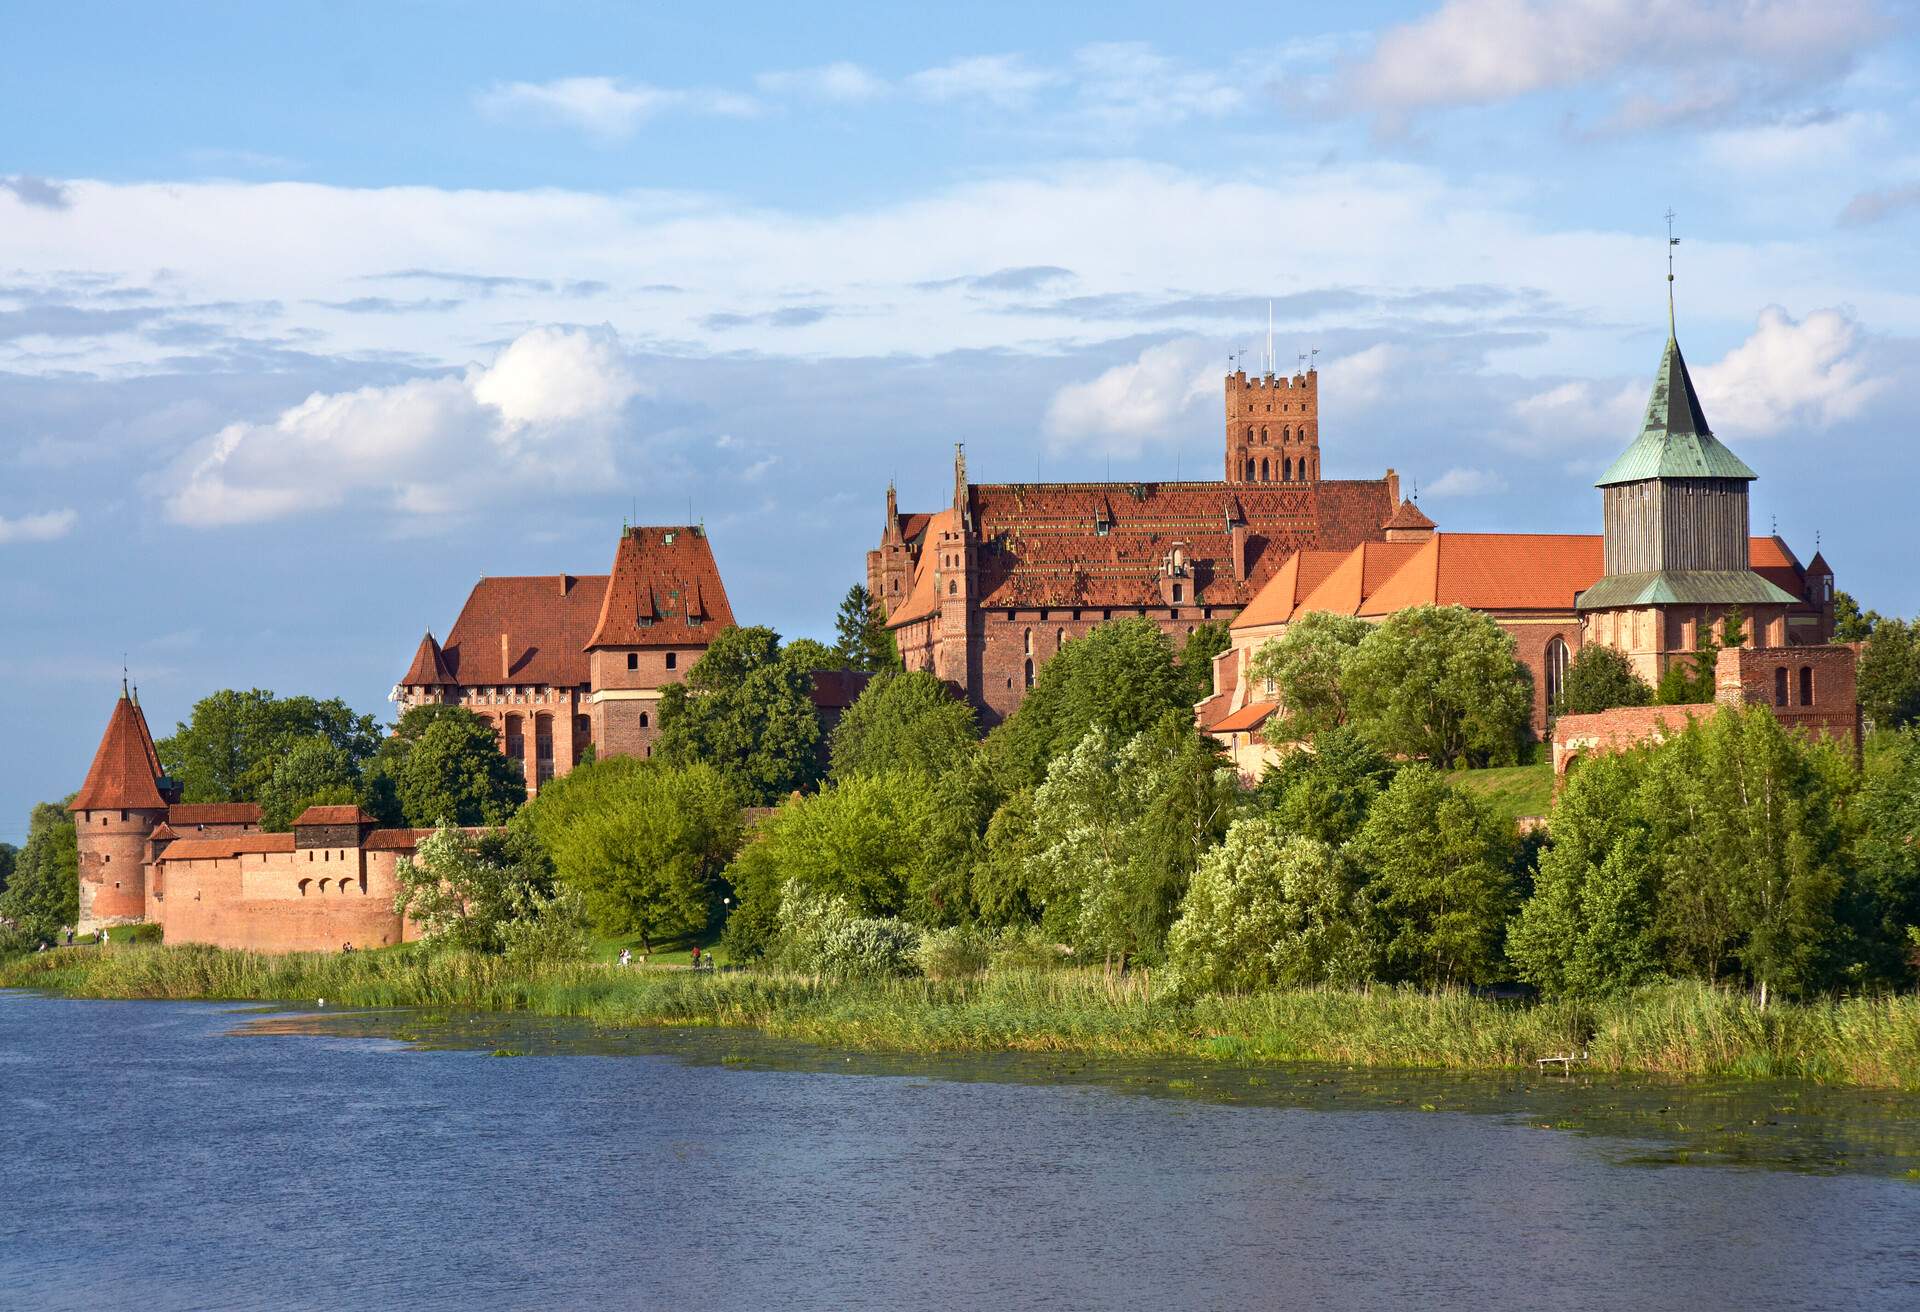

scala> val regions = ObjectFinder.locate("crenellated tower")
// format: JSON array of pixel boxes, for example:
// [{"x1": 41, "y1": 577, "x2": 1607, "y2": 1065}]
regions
[{"x1": 1225, "y1": 368, "x2": 1319, "y2": 485}]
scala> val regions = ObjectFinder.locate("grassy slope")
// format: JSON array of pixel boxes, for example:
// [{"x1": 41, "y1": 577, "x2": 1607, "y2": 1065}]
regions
[
  {"x1": 5, "y1": 944, "x2": 1918, "y2": 1089},
  {"x1": 1452, "y1": 762, "x2": 1555, "y2": 826}
]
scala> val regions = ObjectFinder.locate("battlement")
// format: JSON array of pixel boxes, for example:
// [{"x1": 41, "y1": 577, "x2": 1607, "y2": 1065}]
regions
[
  {"x1": 1225, "y1": 371, "x2": 1319, "y2": 484},
  {"x1": 1228, "y1": 369, "x2": 1317, "y2": 392}
]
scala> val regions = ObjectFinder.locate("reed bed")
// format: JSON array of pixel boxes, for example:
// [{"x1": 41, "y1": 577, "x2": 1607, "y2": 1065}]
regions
[{"x1": 6, "y1": 946, "x2": 1917, "y2": 1089}]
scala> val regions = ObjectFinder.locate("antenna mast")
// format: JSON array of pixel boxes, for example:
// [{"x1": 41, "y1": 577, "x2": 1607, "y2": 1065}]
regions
[
  {"x1": 1265, "y1": 301, "x2": 1275, "y2": 377},
  {"x1": 1665, "y1": 208, "x2": 1680, "y2": 333}
]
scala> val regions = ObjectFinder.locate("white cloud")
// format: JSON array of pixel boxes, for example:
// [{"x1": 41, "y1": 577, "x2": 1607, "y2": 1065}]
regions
[
  {"x1": 477, "y1": 76, "x2": 758, "y2": 139},
  {"x1": 906, "y1": 55, "x2": 1062, "y2": 109},
  {"x1": 1700, "y1": 111, "x2": 1885, "y2": 173},
  {"x1": 1350, "y1": 0, "x2": 1885, "y2": 126},
  {"x1": 1423, "y1": 467, "x2": 1508, "y2": 497},
  {"x1": 1694, "y1": 306, "x2": 1884, "y2": 436},
  {"x1": 0, "y1": 508, "x2": 78, "y2": 543},
  {"x1": 161, "y1": 326, "x2": 640, "y2": 526},
  {"x1": 1510, "y1": 378, "x2": 1645, "y2": 450},
  {"x1": 1044, "y1": 338, "x2": 1217, "y2": 456},
  {"x1": 757, "y1": 62, "x2": 889, "y2": 103},
  {"x1": 1839, "y1": 182, "x2": 1920, "y2": 226},
  {"x1": 1070, "y1": 43, "x2": 1247, "y2": 129}
]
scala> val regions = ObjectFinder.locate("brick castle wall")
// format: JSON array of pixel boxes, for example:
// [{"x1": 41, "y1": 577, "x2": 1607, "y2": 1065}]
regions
[{"x1": 74, "y1": 806, "x2": 164, "y2": 929}]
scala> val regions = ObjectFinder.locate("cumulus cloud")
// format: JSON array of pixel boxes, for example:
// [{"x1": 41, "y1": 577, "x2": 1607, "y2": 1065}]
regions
[
  {"x1": 1694, "y1": 306, "x2": 1884, "y2": 436},
  {"x1": 1423, "y1": 468, "x2": 1508, "y2": 497},
  {"x1": 477, "y1": 76, "x2": 758, "y2": 138},
  {"x1": 756, "y1": 62, "x2": 889, "y2": 103},
  {"x1": 1044, "y1": 338, "x2": 1216, "y2": 456},
  {"x1": 1, "y1": 175, "x2": 71, "y2": 210},
  {"x1": 1510, "y1": 377, "x2": 1645, "y2": 451},
  {"x1": 161, "y1": 326, "x2": 641, "y2": 526},
  {"x1": 906, "y1": 54, "x2": 1062, "y2": 109},
  {"x1": 1349, "y1": 0, "x2": 1885, "y2": 129},
  {"x1": 0, "y1": 508, "x2": 78, "y2": 543},
  {"x1": 1838, "y1": 183, "x2": 1920, "y2": 226}
]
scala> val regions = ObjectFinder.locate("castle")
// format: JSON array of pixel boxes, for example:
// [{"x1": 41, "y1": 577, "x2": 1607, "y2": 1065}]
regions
[
  {"x1": 1199, "y1": 324, "x2": 1853, "y2": 779},
  {"x1": 392, "y1": 524, "x2": 736, "y2": 796},
  {"x1": 870, "y1": 367, "x2": 1403, "y2": 724},
  {"x1": 72, "y1": 689, "x2": 434, "y2": 947}
]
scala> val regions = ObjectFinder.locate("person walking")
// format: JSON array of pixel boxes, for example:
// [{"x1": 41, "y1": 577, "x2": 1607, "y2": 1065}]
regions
[{"x1": 690, "y1": 945, "x2": 702, "y2": 971}]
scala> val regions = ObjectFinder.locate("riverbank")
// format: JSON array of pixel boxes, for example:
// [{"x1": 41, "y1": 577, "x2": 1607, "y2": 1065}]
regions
[{"x1": 4, "y1": 944, "x2": 1917, "y2": 1088}]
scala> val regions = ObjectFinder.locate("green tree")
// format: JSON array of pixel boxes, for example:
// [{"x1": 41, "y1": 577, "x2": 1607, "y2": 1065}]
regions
[
  {"x1": 828, "y1": 669, "x2": 979, "y2": 782},
  {"x1": 156, "y1": 689, "x2": 380, "y2": 802},
  {"x1": 394, "y1": 822, "x2": 585, "y2": 962},
  {"x1": 0, "y1": 841, "x2": 16, "y2": 897},
  {"x1": 1168, "y1": 818, "x2": 1375, "y2": 993},
  {"x1": 1643, "y1": 706, "x2": 1852, "y2": 1001},
  {"x1": 1252, "y1": 725, "x2": 1396, "y2": 845},
  {"x1": 1554, "y1": 643, "x2": 1654, "y2": 716},
  {"x1": 0, "y1": 801, "x2": 79, "y2": 947},
  {"x1": 1176, "y1": 621, "x2": 1231, "y2": 706},
  {"x1": 656, "y1": 625, "x2": 823, "y2": 805},
  {"x1": 520, "y1": 756, "x2": 741, "y2": 948},
  {"x1": 1350, "y1": 765, "x2": 1516, "y2": 986},
  {"x1": 834, "y1": 583, "x2": 901, "y2": 673},
  {"x1": 1248, "y1": 611, "x2": 1373, "y2": 741},
  {"x1": 987, "y1": 617, "x2": 1187, "y2": 787},
  {"x1": 257, "y1": 736, "x2": 362, "y2": 830},
  {"x1": 1342, "y1": 605, "x2": 1534, "y2": 767},
  {"x1": 370, "y1": 705, "x2": 525, "y2": 827},
  {"x1": 1857, "y1": 619, "x2": 1920, "y2": 732},
  {"x1": 1507, "y1": 751, "x2": 1662, "y2": 996},
  {"x1": 1831, "y1": 590, "x2": 1879, "y2": 644},
  {"x1": 1024, "y1": 715, "x2": 1236, "y2": 967},
  {"x1": 1848, "y1": 727, "x2": 1920, "y2": 986}
]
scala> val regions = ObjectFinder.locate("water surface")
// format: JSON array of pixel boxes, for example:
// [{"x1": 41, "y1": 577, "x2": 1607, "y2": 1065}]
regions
[{"x1": 3, "y1": 992, "x2": 1916, "y2": 1311}]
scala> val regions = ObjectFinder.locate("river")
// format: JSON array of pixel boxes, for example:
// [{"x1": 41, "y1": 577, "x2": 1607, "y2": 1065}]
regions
[{"x1": 2, "y1": 991, "x2": 1917, "y2": 1310}]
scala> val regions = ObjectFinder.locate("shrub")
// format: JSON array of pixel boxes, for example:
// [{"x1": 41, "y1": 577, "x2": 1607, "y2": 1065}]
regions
[{"x1": 918, "y1": 925, "x2": 994, "y2": 979}]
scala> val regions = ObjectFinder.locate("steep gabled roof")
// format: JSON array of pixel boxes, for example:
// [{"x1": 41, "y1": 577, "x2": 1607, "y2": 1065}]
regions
[
  {"x1": 1597, "y1": 335, "x2": 1758, "y2": 486},
  {"x1": 73, "y1": 695, "x2": 168, "y2": 812},
  {"x1": 292, "y1": 805, "x2": 374, "y2": 827},
  {"x1": 587, "y1": 526, "x2": 737, "y2": 650},
  {"x1": 436, "y1": 574, "x2": 608, "y2": 688},
  {"x1": 886, "y1": 508, "x2": 958, "y2": 628},
  {"x1": 1294, "y1": 541, "x2": 1425, "y2": 617},
  {"x1": 1232, "y1": 549, "x2": 1350, "y2": 630},
  {"x1": 1382, "y1": 499, "x2": 1437, "y2": 531},
  {"x1": 401, "y1": 631, "x2": 456, "y2": 687}
]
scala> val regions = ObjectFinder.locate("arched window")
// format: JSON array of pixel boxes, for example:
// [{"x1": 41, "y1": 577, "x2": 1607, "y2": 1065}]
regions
[
  {"x1": 1245, "y1": 458, "x2": 1256, "y2": 480},
  {"x1": 1245, "y1": 426, "x2": 1253, "y2": 441},
  {"x1": 1544, "y1": 637, "x2": 1570, "y2": 710},
  {"x1": 1283, "y1": 426, "x2": 1291, "y2": 442},
  {"x1": 948, "y1": 580, "x2": 957, "y2": 595},
  {"x1": 1799, "y1": 665, "x2": 1814, "y2": 705},
  {"x1": 1024, "y1": 628, "x2": 1033, "y2": 656},
  {"x1": 639, "y1": 711, "x2": 649, "y2": 728},
  {"x1": 1260, "y1": 426, "x2": 1267, "y2": 443},
  {"x1": 1283, "y1": 457, "x2": 1293, "y2": 481},
  {"x1": 1260, "y1": 458, "x2": 1269, "y2": 480},
  {"x1": 1023, "y1": 658, "x2": 1034, "y2": 689},
  {"x1": 1057, "y1": 627, "x2": 1066, "y2": 651},
  {"x1": 298, "y1": 878, "x2": 311, "y2": 896},
  {"x1": 1774, "y1": 666, "x2": 1788, "y2": 706}
]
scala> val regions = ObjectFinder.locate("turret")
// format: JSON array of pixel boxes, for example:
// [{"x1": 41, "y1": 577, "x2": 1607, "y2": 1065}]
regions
[
  {"x1": 72, "y1": 685, "x2": 175, "y2": 932},
  {"x1": 1225, "y1": 368, "x2": 1319, "y2": 485}
]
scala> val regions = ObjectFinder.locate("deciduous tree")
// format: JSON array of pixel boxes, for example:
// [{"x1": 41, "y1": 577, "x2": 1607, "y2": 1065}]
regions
[
  {"x1": 828, "y1": 669, "x2": 978, "y2": 782},
  {"x1": 0, "y1": 801, "x2": 79, "y2": 947},
  {"x1": 1342, "y1": 605, "x2": 1533, "y2": 767},
  {"x1": 1554, "y1": 643, "x2": 1654, "y2": 716},
  {"x1": 1248, "y1": 611, "x2": 1373, "y2": 741},
  {"x1": 157, "y1": 690, "x2": 379, "y2": 803},
  {"x1": 657, "y1": 625, "x2": 823, "y2": 805}
]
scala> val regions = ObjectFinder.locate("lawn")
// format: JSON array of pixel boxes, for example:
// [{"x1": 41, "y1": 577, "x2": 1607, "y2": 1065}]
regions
[
  {"x1": 1451, "y1": 761, "x2": 1554, "y2": 828},
  {"x1": 588, "y1": 925, "x2": 726, "y2": 968}
]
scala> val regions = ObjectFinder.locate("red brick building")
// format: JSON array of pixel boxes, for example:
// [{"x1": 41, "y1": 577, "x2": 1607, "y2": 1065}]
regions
[
  {"x1": 393, "y1": 524, "x2": 734, "y2": 794},
  {"x1": 871, "y1": 367, "x2": 1402, "y2": 724}
]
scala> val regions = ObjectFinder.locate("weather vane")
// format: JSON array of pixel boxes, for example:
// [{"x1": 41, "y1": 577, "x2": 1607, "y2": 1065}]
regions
[{"x1": 1666, "y1": 208, "x2": 1680, "y2": 331}]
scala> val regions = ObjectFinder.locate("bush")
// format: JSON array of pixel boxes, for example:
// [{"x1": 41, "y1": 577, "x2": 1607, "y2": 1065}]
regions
[
  {"x1": 821, "y1": 917, "x2": 923, "y2": 980},
  {"x1": 917, "y1": 925, "x2": 994, "y2": 979},
  {"x1": 988, "y1": 925, "x2": 1069, "y2": 975}
]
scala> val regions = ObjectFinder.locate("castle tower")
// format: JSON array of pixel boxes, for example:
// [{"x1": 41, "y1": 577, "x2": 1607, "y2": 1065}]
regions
[
  {"x1": 72, "y1": 685, "x2": 177, "y2": 932},
  {"x1": 1225, "y1": 367, "x2": 1319, "y2": 485},
  {"x1": 1576, "y1": 330, "x2": 1798, "y2": 681},
  {"x1": 933, "y1": 443, "x2": 980, "y2": 695}
]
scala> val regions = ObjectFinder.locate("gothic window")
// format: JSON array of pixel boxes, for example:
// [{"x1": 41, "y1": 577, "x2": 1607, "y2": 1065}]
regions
[
  {"x1": 639, "y1": 712, "x2": 650, "y2": 728},
  {"x1": 948, "y1": 580, "x2": 957, "y2": 595},
  {"x1": 1024, "y1": 628, "x2": 1033, "y2": 656},
  {"x1": 1544, "y1": 638, "x2": 1570, "y2": 710},
  {"x1": 1799, "y1": 666, "x2": 1814, "y2": 705},
  {"x1": 1024, "y1": 658, "x2": 1034, "y2": 689},
  {"x1": 1057, "y1": 628, "x2": 1066, "y2": 650},
  {"x1": 1774, "y1": 667, "x2": 1788, "y2": 706},
  {"x1": 1283, "y1": 426, "x2": 1291, "y2": 442},
  {"x1": 1283, "y1": 458, "x2": 1292, "y2": 481},
  {"x1": 1260, "y1": 426, "x2": 1267, "y2": 443},
  {"x1": 1245, "y1": 426, "x2": 1253, "y2": 441},
  {"x1": 1172, "y1": 583, "x2": 1183, "y2": 603},
  {"x1": 1245, "y1": 458, "x2": 1256, "y2": 480},
  {"x1": 1260, "y1": 458, "x2": 1269, "y2": 481}
]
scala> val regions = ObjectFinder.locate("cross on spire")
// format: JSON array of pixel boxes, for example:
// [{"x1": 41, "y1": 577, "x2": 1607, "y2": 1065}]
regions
[{"x1": 1665, "y1": 208, "x2": 1680, "y2": 334}]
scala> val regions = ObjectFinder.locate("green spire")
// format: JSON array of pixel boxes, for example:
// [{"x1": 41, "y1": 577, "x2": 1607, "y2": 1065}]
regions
[{"x1": 1594, "y1": 333, "x2": 1758, "y2": 487}]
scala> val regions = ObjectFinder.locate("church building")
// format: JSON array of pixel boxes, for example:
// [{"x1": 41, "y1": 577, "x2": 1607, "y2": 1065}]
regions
[{"x1": 871, "y1": 366, "x2": 1405, "y2": 724}]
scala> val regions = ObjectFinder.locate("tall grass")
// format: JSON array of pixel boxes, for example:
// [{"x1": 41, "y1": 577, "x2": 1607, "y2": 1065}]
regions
[{"x1": 6, "y1": 946, "x2": 1918, "y2": 1088}]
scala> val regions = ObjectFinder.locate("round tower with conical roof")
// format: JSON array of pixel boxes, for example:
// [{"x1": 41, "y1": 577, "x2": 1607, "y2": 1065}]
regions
[{"x1": 72, "y1": 684, "x2": 178, "y2": 932}]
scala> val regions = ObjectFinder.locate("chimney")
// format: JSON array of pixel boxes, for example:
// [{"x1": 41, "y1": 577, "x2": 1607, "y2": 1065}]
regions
[
  {"x1": 500, "y1": 632, "x2": 510, "y2": 681},
  {"x1": 1385, "y1": 468, "x2": 1400, "y2": 505},
  {"x1": 1231, "y1": 522, "x2": 1249, "y2": 583}
]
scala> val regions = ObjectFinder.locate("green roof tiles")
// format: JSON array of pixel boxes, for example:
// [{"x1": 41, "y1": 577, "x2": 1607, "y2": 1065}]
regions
[
  {"x1": 1575, "y1": 569, "x2": 1800, "y2": 611},
  {"x1": 1595, "y1": 335, "x2": 1758, "y2": 487}
]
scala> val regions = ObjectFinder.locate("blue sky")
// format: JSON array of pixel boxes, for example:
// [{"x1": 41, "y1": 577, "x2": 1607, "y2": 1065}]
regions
[{"x1": 4, "y1": 0, "x2": 1918, "y2": 840}]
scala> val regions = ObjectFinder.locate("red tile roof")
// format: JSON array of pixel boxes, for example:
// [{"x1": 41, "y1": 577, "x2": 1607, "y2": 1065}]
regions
[
  {"x1": 431, "y1": 573, "x2": 608, "y2": 688},
  {"x1": 1359, "y1": 534, "x2": 1605, "y2": 616},
  {"x1": 890, "y1": 479, "x2": 1395, "y2": 624},
  {"x1": 809, "y1": 669, "x2": 872, "y2": 710},
  {"x1": 148, "y1": 823, "x2": 178, "y2": 841},
  {"x1": 168, "y1": 802, "x2": 262, "y2": 826},
  {"x1": 364, "y1": 828, "x2": 435, "y2": 851},
  {"x1": 1211, "y1": 701, "x2": 1279, "y2": 732},
  {"x1": 293, "y1": 805, "x2": 374, "y2": 827},
  {"x1": 1382, "y1": 498, "x2": 1437, "y2": 531},
  {"x1": 401, "y1": 632, "x2": 456, "y2": 686},
  {"x1": 1749, "y1": 535, "x2": 1811, "y2": 604},
  {"x1": 1232, "y1": 549, "x2": 1350, "y2": 629},
  {"x1": 1294, "y1": 541, "x2": 1427, "y2": 616},
  {"x1": 73, "y1": 696, "x2": 168, "y2": 812},
  {"x1": 160, "y1": 833, "x2": 297, "y2": 860},
  {"x1": 587, "y1": 526, "x2": 736, "y2": 650}
]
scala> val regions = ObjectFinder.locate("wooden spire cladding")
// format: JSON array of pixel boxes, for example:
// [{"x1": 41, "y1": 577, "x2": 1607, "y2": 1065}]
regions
[{"x1": 73, "y1": 694, "x2": 169, "y2": 811}]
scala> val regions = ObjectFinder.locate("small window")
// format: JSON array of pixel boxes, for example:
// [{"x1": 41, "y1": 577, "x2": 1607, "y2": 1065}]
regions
[
  {"x1": 1172, "y1": 583, "x2": 1183, "y2": 603},
  {"x1": 627, "y1": 653, "x2": 638, "y2": 670},
  {"x1": 1799, "y1": 666, "x2": 1814, "y2": 706},
  {"x1": 665, "y1": 652, "x2": 677, "y2": 670},
  {"x1": 1023, "y1": 658, "x2": 1034, "y2": 689},
  {"x1": 948, "y1": 581, "x2": 957, "y2": 595},
  {"x1": 1774, "y1": 667, "x2": 1788, "y2": 707},
  {"x1": 639, "y1": 712, "x2": 650, "y2": 728}
]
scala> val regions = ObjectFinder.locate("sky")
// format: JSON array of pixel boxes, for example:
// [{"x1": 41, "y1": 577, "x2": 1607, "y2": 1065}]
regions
[{"x1": 4, "y1": 0, "x2": 1919, "y2": 840}]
